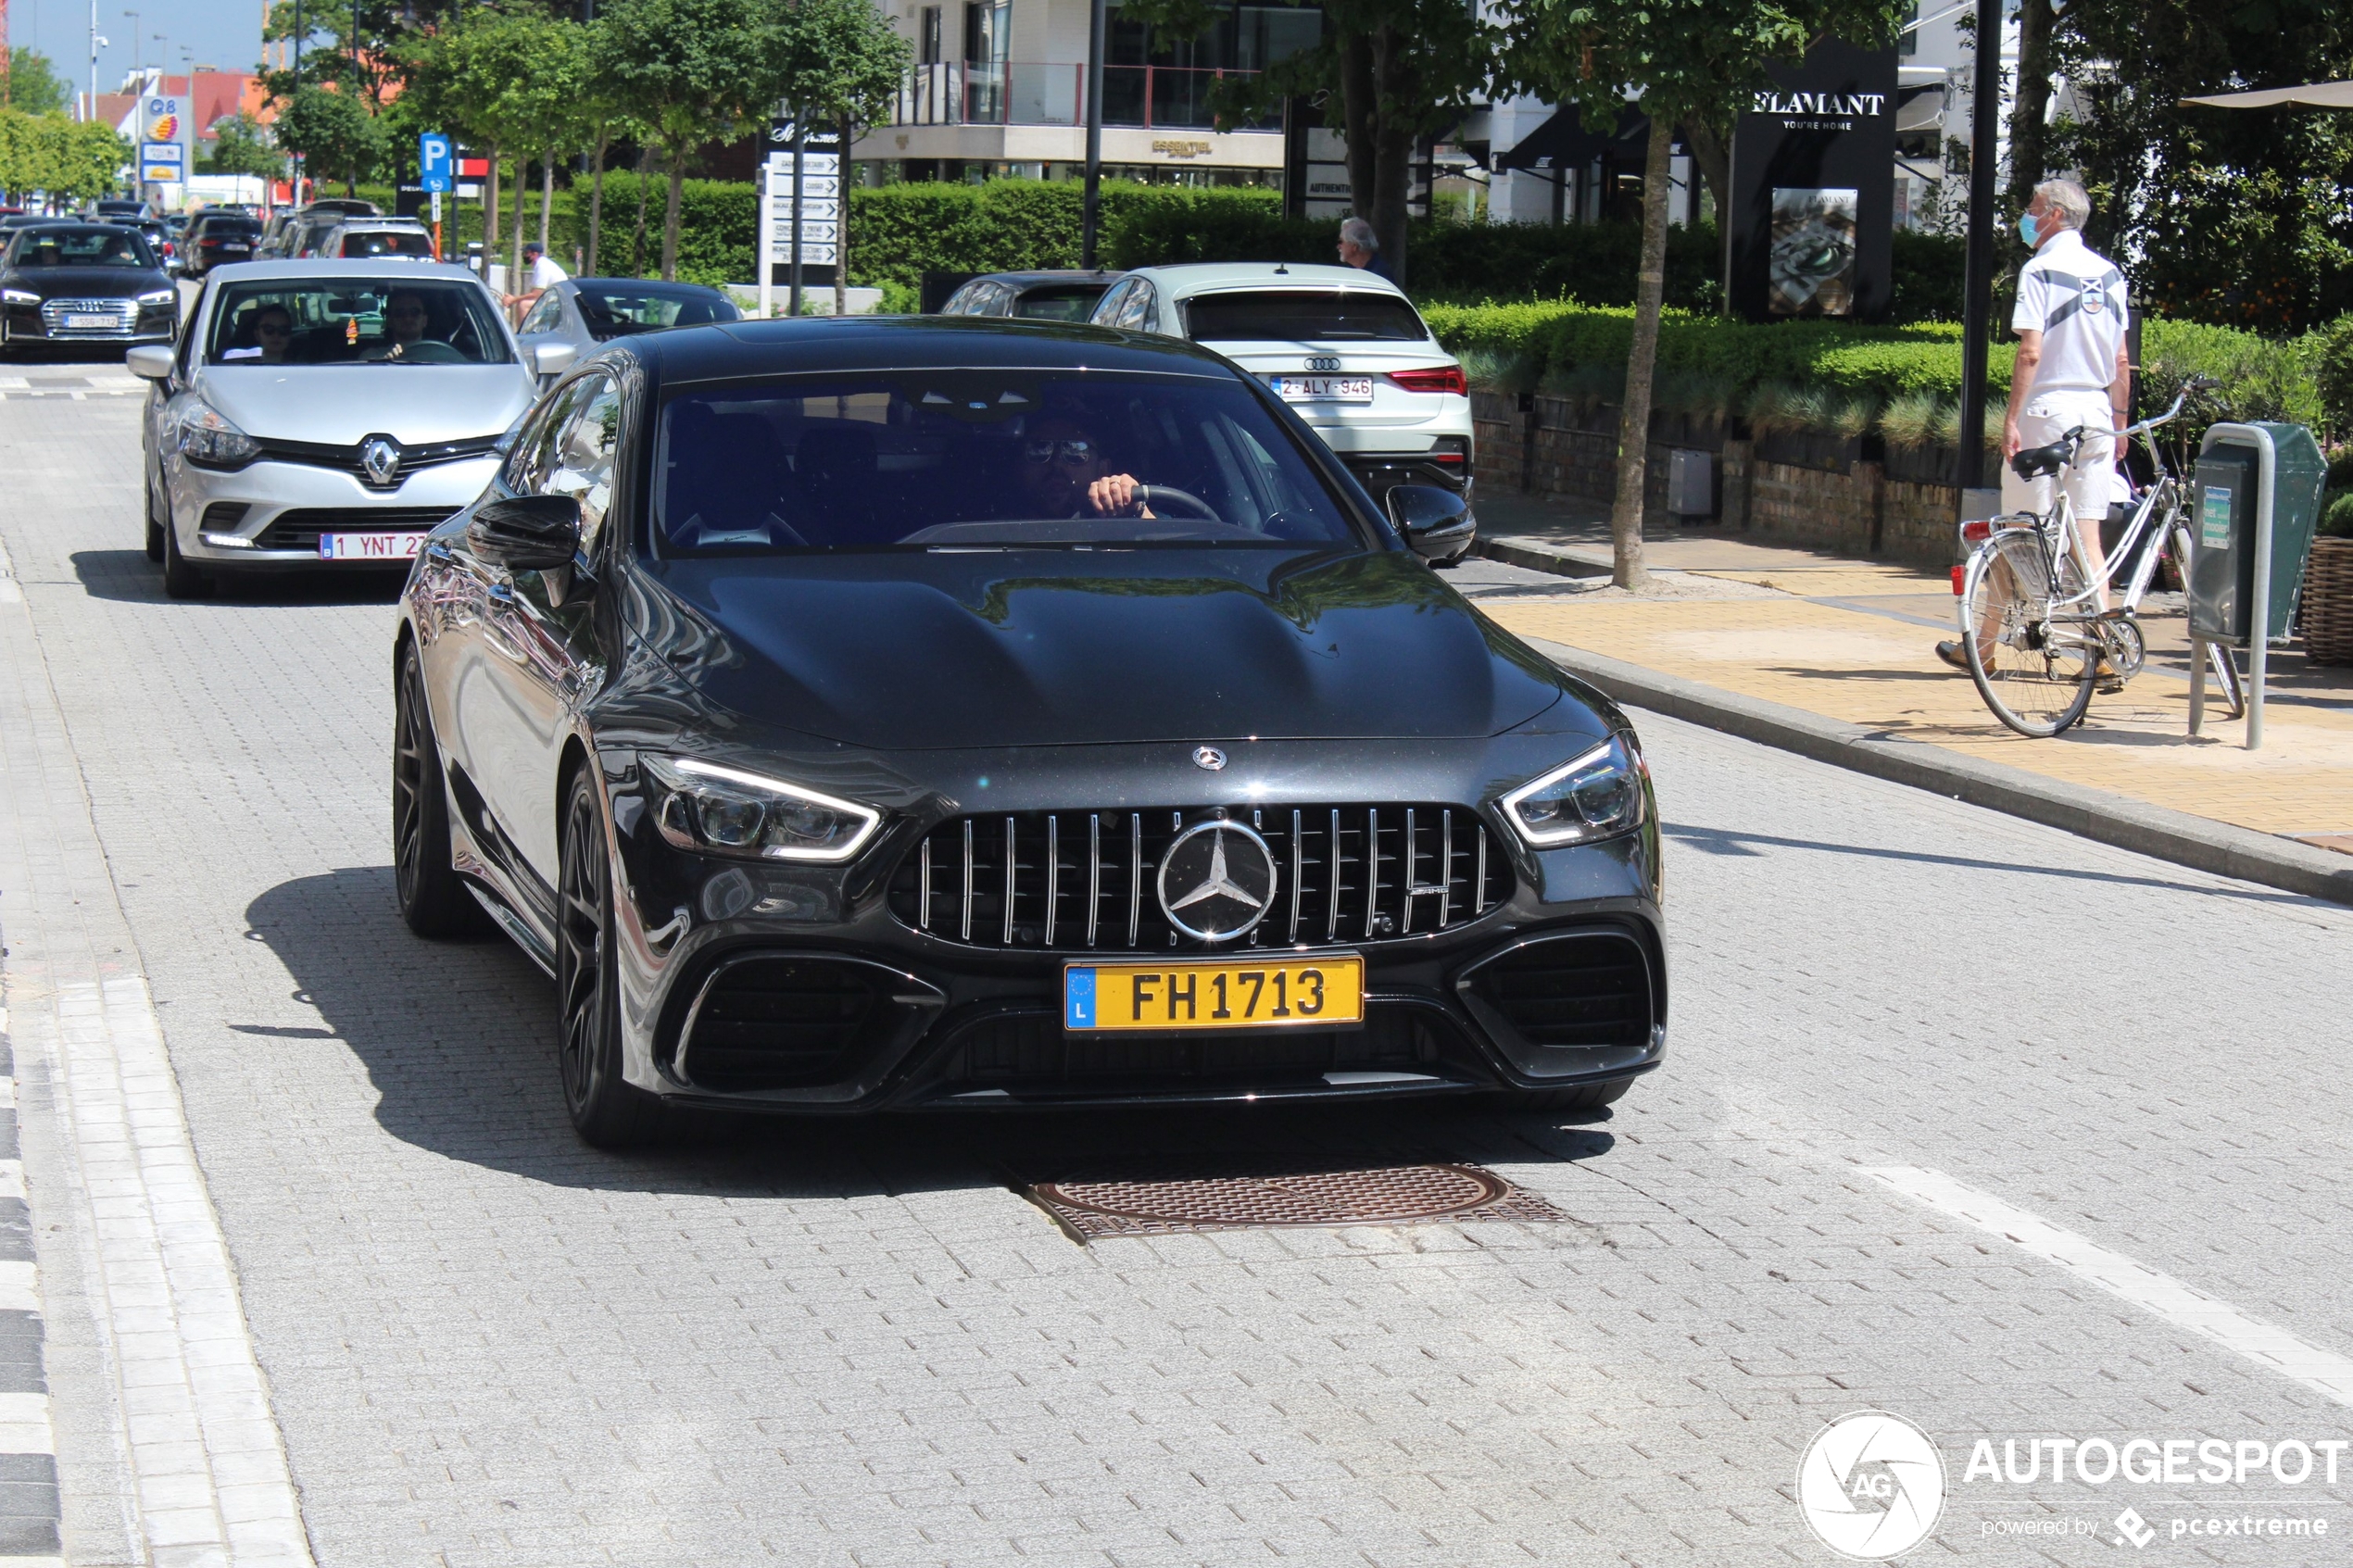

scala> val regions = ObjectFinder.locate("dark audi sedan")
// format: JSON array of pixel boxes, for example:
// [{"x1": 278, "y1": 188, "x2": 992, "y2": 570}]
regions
[
  {"x1": 394, "y1": 317, "x2": 1664, "y2": 1145},
  {"x1": 0, "y1": 223, "x2": 176, "y2": 354}
]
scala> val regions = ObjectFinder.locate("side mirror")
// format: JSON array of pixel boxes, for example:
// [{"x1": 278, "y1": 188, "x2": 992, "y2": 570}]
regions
[
  {"x1": 1387, "y1": 483, "x2": 1475, "y2": 562},
  {"x1": 125, "y1": 345, "x2": 175, "y2": 382},
  {"x1": 528, "y1": 340, "x2": 576, "y2": 379},
  {"x1": 469, "y1": 494, "x2": 581, "y2": 572}
]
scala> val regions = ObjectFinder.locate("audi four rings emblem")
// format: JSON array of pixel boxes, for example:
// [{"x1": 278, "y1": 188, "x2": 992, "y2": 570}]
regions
[
  {"x1": 1156, "y1": 821, "x2": 1278, "y2": 942},
  {"x1": 1192, "y1": 746, "x2": 1227, "y2": 771},
  {"x1": 1303, "y1": 357, "x2": 1340, "y2": 371}
]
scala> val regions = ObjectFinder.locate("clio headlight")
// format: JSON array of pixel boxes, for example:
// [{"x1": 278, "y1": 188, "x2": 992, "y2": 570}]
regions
[
  {"x1": 1500, "y1": 734, "x2": 1649, "y2": 847},
  {"x1": 174, "y1": 399, "x2": 261, "y2": 468},
  {"x1": 642, "y1": 755, "x2": 881, "y2": 862}
]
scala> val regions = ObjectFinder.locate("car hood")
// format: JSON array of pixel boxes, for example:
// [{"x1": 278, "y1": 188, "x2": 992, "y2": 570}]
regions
[
  {"x1": 633, "y1": 547, "x2": 1567, "y2": 749},
  {"x1": 6, "y1": 267, "x2": 167, "y2": 296},
  {"x1": 193, "y1": 364, "x2": 535, "y2": 444}
]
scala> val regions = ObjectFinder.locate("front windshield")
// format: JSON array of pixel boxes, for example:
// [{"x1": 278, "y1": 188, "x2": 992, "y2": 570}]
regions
[
  {"x1": 11, "y1": 227, "x2": 156, "y2": 269},
  {"x1": 575, "y1": 282, "x2": 736, "y2": 340},
  {"x1": 204, "y1": 278, "x2": 514, "y2": 366},
  {"x1": 654, "y1": 371, "x2": 1362, "y2": 553}
]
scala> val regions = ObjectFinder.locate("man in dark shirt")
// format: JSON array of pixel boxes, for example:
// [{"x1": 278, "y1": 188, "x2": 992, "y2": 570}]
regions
[{"x1": 1337, "y1": 218, "x2": 1399, "y2": 286}]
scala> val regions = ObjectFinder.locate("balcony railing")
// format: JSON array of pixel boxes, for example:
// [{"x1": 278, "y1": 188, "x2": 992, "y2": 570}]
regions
[{"x1": 894, "y1": 61, "x2": 1277, "y2": 132}]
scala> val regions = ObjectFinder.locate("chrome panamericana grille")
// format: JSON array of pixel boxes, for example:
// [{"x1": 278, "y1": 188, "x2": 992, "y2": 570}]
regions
[
  {"x1": 40, "y1": 298, "x2": 138, "y2": 332},
  {"x1": 885, "y1": 805, "x2": 1510, "y2": 952}
]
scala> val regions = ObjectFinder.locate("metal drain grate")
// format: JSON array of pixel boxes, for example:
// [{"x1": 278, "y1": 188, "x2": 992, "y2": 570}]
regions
[{"x1": 1027, "y1": 1161, "x2": 1571, "y2": 1239}]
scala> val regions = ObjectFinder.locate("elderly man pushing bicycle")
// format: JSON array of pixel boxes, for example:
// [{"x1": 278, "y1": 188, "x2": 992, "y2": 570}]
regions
[{"x1": 1938, "y1": 177, "x2": 2133, "y2": 674}]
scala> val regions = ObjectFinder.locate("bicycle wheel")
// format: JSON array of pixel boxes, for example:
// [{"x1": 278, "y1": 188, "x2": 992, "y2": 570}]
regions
[
  {"x1": 2205, "y1": 639, "x2": 2247, "y2": 721},
  {"x1": 1958, "y1": 532, "x2": 2098, "y2": 736}
]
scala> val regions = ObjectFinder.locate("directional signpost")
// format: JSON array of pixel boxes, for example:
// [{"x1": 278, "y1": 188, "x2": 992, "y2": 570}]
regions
[
  {"x1": 419, "y1": 134, "x2": 454, "y2": 259},
  {"x1": 759, "y1": 118, "x2": 838, "y2": 318}
]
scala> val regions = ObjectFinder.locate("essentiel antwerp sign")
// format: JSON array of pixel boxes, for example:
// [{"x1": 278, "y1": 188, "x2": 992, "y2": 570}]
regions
[{"x1": 1728, "y1": 39, "x2": 1898, "y2": 323}]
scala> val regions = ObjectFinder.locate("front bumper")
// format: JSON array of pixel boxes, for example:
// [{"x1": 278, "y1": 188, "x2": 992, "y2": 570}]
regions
[
  {"x1": 560, "y1": 737, "x2": 1665, "y2": 1113},
  {"x1": 3, "y1": 299, "x2": 175, "y2": 345},
  {"x1": 168, "y1": 453, "x2": 501, "y2": 564}
]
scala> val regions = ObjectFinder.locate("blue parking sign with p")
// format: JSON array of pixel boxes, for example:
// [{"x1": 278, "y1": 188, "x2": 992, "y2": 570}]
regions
[{"x1": 419, "y1": 132, "x2": 454, "y2": 193}]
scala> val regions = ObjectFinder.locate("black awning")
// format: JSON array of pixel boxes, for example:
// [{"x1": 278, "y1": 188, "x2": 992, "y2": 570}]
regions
[{"x1": 1495, "y1": 106, "x2": 1658, "y2": 172}]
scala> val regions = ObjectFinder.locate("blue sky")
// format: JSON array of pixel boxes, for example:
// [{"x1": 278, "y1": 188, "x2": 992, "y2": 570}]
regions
[{"x1": 12, "y1": 0, "x2": 266, "y2": 96}]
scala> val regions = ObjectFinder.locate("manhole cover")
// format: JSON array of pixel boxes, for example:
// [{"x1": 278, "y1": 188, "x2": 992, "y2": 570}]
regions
[{"x1": 1028, "y1": 1161, "x2": 1571, "y2": 1240}]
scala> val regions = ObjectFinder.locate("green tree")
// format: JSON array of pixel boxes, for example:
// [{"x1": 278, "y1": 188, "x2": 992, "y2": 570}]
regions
[
  {"x1": 2053, "y1": 0, "x2": 2353, "y2": 334},
  {"x1": 274, "y1": 84, "x2": 389, "y2": 195},
  {"x1": 1120, "y1": 0, "x2": 1496, "y2": 282},
  {"x1": 774, "y1": 0, "x2": 912, "y2": 311},
  {"x1": 201, "y1": 113, "x2": 286, "y2": 181},
  {"x1": 1, "y1": 114, "x2": 132, "y2": 202},
  {"x1": 592, "y1": 0, "x2": 781, "y2": 280},
  {"x1": 1498, "y1": 0, "x2": 1906, "y2": 589},
  {"x1": 5, "y1": 47, "x2": 74, "y2": 116}
]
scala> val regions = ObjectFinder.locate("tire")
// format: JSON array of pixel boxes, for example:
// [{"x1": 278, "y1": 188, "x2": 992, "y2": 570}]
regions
[
  {"x1": 144, "y1": 467, "x2": 166, "y2": 562},
  {"x1": 1492, "y1": 1077, "x2": 1635, "y2": 1113},
  {"x1": 556, "y1": 767, "x2": 665, "y2": 1148},
  {"x1": 393, "y1": 641, "x2": 486, "y2": 938},
  {"x1": 1958, "y1": 532, "x2": 2095, "y2": 737},
  {"x1": 158, "y1": 498, "x2": 212, "y2": 598}
]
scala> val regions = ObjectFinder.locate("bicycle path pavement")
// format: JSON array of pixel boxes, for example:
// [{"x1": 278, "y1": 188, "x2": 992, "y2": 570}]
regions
[{"x1": 1466, "y1": 495, "x2": 2353, "y2": 905}]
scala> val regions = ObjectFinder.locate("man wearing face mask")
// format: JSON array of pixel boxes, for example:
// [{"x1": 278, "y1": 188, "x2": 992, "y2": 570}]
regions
[{"x1": 1937, "y1": 177, "x2": 2132, "y2": 676}]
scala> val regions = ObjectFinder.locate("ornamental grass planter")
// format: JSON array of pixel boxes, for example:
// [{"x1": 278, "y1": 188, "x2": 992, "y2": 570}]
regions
[{"x1": 2302, "y1": 537, "x2": 2353, "y2": 667}]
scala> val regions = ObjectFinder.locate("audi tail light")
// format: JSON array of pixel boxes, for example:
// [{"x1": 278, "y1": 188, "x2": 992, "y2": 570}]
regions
[{"x1": 1388, "y1": 365, "x2": 1467, "y2": 396}]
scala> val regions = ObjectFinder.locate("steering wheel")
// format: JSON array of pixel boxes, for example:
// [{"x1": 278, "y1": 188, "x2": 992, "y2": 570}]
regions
[
  {"x1": 384, "y1": 339, "x2": 466, "y2": 364},
  {"x1": 1137, "y1": 485, "x2": 1218, "y2": 521}
]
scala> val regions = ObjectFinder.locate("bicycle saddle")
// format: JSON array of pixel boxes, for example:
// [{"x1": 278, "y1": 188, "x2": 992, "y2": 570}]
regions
[{"x1": 2009, "y1": 427, "x2": 2084, "y2": 481}]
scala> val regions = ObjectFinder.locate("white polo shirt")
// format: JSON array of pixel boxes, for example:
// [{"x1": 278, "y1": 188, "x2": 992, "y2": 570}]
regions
[
  {"x1": 526, "y1": 254, "x2": 569, "y2": 291},
  {"x1": 2011, "y1": 228, "x2": 2128, "y2": 394}
]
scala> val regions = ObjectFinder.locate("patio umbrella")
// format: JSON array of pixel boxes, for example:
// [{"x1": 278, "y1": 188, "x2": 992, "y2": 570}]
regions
[{"x1": 2180, "y1": 82, "x2": 2353, "y2": 109}]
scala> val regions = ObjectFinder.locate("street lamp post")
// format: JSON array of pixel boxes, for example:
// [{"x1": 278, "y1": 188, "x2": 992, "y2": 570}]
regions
[
  {"x1": 1080, "y1": 0, "x2": 1104, "y2": 268},
  {"x1": 1955, "y1": 0, "x2": 2004, "y2": 505}
]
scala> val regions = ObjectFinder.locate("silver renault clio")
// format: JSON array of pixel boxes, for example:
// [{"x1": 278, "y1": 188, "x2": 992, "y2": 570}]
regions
[{"x1": 128, "y1": 258, "x2": 571, "y2": 597}]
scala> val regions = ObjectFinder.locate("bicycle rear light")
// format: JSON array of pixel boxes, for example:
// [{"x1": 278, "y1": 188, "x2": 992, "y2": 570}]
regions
[
  {"x1": 1959, "y1": 519, "x2": 1994, "y2": 544},
  {"x1": 1951, "y1": 566, "x2": 1966, "y2": 595}
]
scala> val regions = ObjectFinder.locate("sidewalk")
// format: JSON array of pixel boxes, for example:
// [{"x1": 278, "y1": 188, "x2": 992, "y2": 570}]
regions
[{"x1": 1470, "y1": 494, "x2": 2353, "y2": 902}]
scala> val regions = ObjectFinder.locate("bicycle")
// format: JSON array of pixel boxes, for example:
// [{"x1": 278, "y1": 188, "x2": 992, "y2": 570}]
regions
[{"x1": 1954, "y1": 379, "x2": 2246, "y2": 738}]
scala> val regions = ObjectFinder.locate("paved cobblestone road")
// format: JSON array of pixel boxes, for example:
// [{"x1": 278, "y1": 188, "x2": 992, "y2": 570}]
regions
[{"x1": 6, "y1": 392, "x2": 2353, "y2": 1566}]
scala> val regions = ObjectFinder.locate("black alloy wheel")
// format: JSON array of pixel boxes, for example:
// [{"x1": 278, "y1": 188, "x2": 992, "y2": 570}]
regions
[
  {"x1": 556, "y1": 768, "x2": 664, "y2": 1148},
  {"x1": 393, "y1": 641, "x2": 484, "y2": 938},
  {"x1": 144, "y1": 465, "x2": 166, "y2": 562}
]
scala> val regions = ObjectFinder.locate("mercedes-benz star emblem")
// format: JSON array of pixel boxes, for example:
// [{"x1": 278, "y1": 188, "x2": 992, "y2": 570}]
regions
[
  {"x1": 1156, "y1": 821, "x2": 1277, "y2": 942},
  {"x1": 1191, "y1": 746, "x2": 1227, "y2": 771},
  {"x1": 360, "y1": 436, "x2": 403, "y2": 488}
]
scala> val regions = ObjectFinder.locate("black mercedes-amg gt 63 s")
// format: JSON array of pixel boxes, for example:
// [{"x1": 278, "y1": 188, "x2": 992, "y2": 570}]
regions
[{"x1": 392, "y1": 316, "x2": 1665, "y2": 1146}]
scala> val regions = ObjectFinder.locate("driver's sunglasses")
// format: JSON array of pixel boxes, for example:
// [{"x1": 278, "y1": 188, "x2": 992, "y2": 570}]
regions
[
  {"x1": 256, "y1": 322, "x2": 291, "y2": 336},
  {"x1": 1022, "y1": 438, "x2": 1095, "y2": 467},
  {"x1": 387, "y1": 304, "x2": 427, "y2": 320}
]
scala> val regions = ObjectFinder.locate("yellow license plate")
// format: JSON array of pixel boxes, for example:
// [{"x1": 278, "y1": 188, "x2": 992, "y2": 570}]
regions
[{"x1": 1063, "y1": 956, "x2": 1365, "y2": 1032}]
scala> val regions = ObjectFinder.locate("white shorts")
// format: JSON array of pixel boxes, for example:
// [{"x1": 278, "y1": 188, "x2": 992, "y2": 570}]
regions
[{"x1": 2001, "y1": 388, "x2": 2117, "y2": 530}]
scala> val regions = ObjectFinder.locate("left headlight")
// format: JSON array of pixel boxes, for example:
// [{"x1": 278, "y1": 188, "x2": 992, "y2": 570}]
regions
[
  {"x1": 1500, "y1": 734, "x2": 1648, "y2": 847},
  {"x1": 1, "y1": 289, "x2": 38, "y2": 307},
  {"x1": 137, "y1": 288, "x2": 176, "y2": 306},
  {"x1": 642, "y1": 755, "x2": 882, "y2": 863}
]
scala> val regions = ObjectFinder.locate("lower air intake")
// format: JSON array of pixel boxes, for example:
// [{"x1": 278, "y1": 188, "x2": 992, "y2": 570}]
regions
[
  {"x1": 1463, "y1": 931, "x2": 1655, "y2": 1049},
  {"x1": 676, "y1": 956, "x2": 882, "y2": 1092}
]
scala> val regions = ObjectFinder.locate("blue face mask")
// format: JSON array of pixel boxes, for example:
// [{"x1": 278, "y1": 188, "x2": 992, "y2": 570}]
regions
[{"x1": 2018, "y1": 211, "x2": 2040, "y2": 246}]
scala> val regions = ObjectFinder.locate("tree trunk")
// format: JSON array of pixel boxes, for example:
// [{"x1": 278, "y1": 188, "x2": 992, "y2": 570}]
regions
[
  {"x1": 2006, "y1": 0, "x2": 2054, "y2": 219},
  {"x1": 1338, "y1": 32, "x2": 1378, "y2": 232},
  {"x1": 632, "y1": 145, "x2": 650, "y2": 278},
  {"x1": 1610, "y1": 126, "x2": 1674, "y2": 592},
  {"x1": 1681, "y1": 114, "x2": 1730, "y2": 224},
  {"x1": 1367, "y1": 26, "x2": 1416, "y2": 285},
  {"x1": 510, "y1": 154, "x2": 529, "y2": 290},
  {"x1": 484, "y1": 143, "x2": 501, "y2": 252},
  {"x1": 586, "y1": 132, "x2": 607, "y2": 277},
  {"x1": 661, "y1": 145, "x2": 685, "y2": 281},
  {"x1": 538, "y1": 147, "x2": 555, "y2": 250}
]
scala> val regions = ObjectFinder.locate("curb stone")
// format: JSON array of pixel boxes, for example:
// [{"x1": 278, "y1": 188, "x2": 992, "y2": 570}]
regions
[{"x1": 1523, "y1": 634, "x2": 2353, "y2": 908}]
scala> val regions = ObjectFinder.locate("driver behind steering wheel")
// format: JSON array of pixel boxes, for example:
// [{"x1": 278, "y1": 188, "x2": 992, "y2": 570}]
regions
[
  {"x1": 1016, "y1": 415, "x2": 1153, "y2": 520},
  {"x1": 370, "y1": 288, "x2": 440, "y2": 359}
]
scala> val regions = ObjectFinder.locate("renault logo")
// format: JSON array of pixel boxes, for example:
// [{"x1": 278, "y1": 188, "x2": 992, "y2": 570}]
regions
[
  {"x1": 1156, "y1": 821, "x2": 1277, "y2": 943},
  {"x1": 360, "y1": 436, "x2": 403, "y2": 488}
]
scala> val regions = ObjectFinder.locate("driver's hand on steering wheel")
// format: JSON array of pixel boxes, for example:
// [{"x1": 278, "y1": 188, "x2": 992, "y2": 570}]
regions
[{"x1": 1086, "y1": 472, "x2": 1154, "y2": 519}]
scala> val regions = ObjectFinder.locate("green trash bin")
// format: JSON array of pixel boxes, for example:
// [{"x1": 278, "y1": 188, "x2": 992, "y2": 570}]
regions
[{"x1": 2188, "y1": 421, "x2": 2329, "y2": 647}]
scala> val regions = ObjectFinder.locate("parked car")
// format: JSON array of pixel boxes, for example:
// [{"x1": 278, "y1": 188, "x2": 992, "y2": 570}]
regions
[
  {"x1": 938, "y1": 270, "x2": 1122, "y2": 322},
  {"x1": 311, "y1": 219, "x2": 438, "y2": 262},
  {"x1": 127, "y1": 217, "x2": 175, "y2": 270},
  {"x1": 1088, "y1": 263, "x2": 1477, "y2": 561},
  {"x1": 514, "y1": 277, "x2": 740, "y2": 380},
  {"x1": 259, "y1": 200, "x2": 382, "y2": 258},
  {"x1": 89, "y1": 198, "x2": 150, "y2": 221},
  {"x1": 181, "y1": 212, "x2": 265, "y2": 278},
  {"x1": 126, "y1": 258, "x2": 568, "y2": 597},
  {"x1": 388, "y1": 314, "x2": 1659, "y2": 1146},
  {"x1": 0, "y1": 222, "x2": 177, "y2": 358}
]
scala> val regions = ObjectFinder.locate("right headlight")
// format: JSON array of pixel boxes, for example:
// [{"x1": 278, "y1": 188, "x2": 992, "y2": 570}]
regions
[
  {"x1": 642, "y1": 754, "x2": 882, "y2": 863},
  {"x1": 1500, "y1": 734, "x2": 1648, "y2": 847},
  {"x1": 174, "y1": 399, "x2": 261, "y2": 469},
  {"x1": 1, "y1": 289, "x2": 39, "y2": 307}
]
